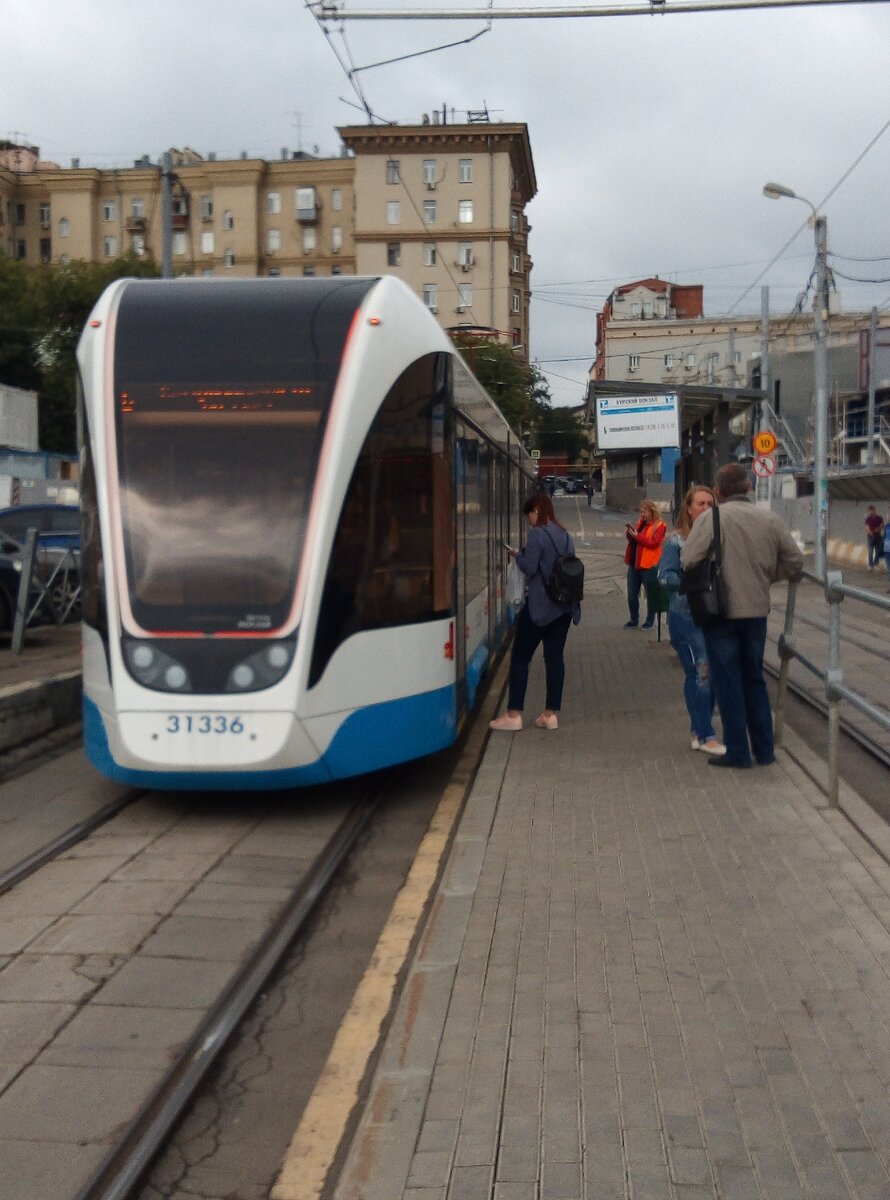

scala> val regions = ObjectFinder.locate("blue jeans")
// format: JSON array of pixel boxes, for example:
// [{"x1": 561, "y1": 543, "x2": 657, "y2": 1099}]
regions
[
  {"x1": 703, "y1": 617, "x2": 773, "y2": 766},
  {"x1": 668, "y1": 610, "x2": 716, "y2": 742},
  {"x1": 508, "y1": 605, "x2": 572, "y2": 712},
  {"x1": 626, "y1": 565, "x2": 657, "y2": 625}
]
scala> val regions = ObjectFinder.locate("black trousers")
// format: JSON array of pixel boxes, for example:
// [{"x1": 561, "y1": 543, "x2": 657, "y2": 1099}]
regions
[{"x1": 507, "y1": 605, "x2": 572, "y2": 712}]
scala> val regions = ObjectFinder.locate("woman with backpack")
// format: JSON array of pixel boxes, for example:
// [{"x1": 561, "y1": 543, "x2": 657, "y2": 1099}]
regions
[{"x1": 490, "y1": 491, "x2": 581, "y2": 733}]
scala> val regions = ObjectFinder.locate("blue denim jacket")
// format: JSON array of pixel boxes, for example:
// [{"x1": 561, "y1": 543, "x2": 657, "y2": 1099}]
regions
[
  {"x1": 657, "y1": 532, "x2": 692, "y2": 618},
  {"x1": 515, "y1": 523, "x2": 581, "y2": 627}
]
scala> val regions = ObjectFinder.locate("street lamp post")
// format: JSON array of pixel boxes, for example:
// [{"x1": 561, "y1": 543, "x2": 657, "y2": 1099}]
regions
[{"x1": 763, "y1": 182, "x2": 830, "y2": 579}]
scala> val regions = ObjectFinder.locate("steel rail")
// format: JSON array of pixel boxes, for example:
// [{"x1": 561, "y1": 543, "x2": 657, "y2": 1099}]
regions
[
  {"x1": 0, "y1": 790, "x2": 142, "y2": 899},
  {"x1": 310, "y1": 0, "x2": 889, "y2": 20},
  {"x1": 74, "y1": 784, "x2": 386, "y2": 1200}
]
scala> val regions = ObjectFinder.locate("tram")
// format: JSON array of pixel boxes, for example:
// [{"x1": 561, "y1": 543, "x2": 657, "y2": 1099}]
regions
[{"x1": 77, "y1": 276, "x2": 533, "y2": 788}]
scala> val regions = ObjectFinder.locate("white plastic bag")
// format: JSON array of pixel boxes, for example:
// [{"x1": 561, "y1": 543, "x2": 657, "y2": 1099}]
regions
[{"x1": 506, "y1": 559, "x2": 526, "y2": 609}]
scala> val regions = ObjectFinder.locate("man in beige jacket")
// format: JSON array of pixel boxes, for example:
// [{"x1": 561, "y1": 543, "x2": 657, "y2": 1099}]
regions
[{"x1": 682, "y1": 462, "x2": 803, "y2": 768}]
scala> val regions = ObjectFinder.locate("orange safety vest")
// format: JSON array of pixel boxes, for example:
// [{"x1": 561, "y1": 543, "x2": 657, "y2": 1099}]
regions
[{"x1": 628, "y1": 519, "x2": 666, "y2": 570}]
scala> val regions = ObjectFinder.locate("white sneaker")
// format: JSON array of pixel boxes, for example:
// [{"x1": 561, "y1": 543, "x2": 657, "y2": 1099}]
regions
[
  {"x1": 697, "y1": 739, "x2": 726, "y2": 756},
  {"x1": 691, "y1": 736, "x2": 701, "y2": 750}
]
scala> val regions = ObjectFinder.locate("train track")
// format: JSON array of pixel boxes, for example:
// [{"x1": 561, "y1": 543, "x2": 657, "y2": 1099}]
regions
[{"x1": 69, "y1": 783, "x2": 386, "y2": 1200}]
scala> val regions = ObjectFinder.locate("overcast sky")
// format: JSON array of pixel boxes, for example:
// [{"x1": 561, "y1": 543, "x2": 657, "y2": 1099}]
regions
[{"x1": 4, "y1": 0, "x2": 890, "y2": 405}]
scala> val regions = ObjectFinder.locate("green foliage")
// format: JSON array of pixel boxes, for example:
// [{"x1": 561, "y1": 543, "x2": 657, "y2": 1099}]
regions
[{"x1": 0, "y1": 253, "x2": 160, "y2": 452}]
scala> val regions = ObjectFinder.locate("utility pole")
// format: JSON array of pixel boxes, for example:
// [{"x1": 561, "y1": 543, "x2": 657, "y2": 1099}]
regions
[
  {"x1": 161, "y1": 151, "x2": 173, "y2": 279},
  {"x1": 813, "y1": 214, "x2": 829, "y2": 579},
  {"x1": 867, "y1": 305, "x2": 877, "y2": 468},
  {"x1": 760, "y1": 286, "x2": 771, "y2": 505}
]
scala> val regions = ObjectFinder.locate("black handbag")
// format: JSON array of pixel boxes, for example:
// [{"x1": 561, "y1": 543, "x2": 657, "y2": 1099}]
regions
[{"x1": 679, "y1": 505, "x2": 728, "y2": 628}]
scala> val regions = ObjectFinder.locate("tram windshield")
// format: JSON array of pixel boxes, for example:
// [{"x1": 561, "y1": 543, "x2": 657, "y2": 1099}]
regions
[{"x1": 113, "y1": 279, "x2": 374, "y2": 633}]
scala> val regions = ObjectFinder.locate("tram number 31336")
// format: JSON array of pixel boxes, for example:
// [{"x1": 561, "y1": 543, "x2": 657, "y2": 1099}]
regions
[{"x1": 165, "y1": 714, "x2": 245, "y2": 735}]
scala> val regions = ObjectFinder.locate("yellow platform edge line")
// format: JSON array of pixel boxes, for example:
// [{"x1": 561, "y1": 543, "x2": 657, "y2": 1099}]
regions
[{"x1": 270, "y1": 656, "x2": 508, "y2": 1200}]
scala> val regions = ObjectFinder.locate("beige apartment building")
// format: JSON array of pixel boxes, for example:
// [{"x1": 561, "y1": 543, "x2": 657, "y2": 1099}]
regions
[{"x1": 0, "y1": 117, "x2": 536, "y2": 355}]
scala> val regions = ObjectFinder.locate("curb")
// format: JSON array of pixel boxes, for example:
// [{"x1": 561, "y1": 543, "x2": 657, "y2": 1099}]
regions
[{"x1": 0, "y1": 670, "x2": 82, "y2": 754}]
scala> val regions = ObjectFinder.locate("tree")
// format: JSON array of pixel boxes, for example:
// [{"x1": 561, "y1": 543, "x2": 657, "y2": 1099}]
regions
[{"x1": 0, "y1": 253, "x2": 160, "y2": 453}]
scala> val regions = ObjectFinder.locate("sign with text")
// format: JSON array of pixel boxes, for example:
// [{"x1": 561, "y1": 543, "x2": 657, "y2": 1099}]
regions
[
  {"x1": 595, "y1": 394, "x2": 680, "y2": 450},
  {"x1": 753, "y1": 430, "x2": 777, "y2": 455}
]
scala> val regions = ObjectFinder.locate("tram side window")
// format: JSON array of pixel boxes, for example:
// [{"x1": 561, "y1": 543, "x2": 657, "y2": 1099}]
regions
[{"x1": 310, "y1": 353, "x2": 454, "y2": 686}]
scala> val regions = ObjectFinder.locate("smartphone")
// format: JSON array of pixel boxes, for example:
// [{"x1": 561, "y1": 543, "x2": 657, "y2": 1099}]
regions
[{"x1": 504, "y1": 542, "x2": 517, "y2": 553}]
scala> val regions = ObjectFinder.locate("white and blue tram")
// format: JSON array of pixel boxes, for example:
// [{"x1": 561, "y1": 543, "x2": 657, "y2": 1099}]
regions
[{"x1": 77, "y1": 275, "x2": 533, "y2": 789}]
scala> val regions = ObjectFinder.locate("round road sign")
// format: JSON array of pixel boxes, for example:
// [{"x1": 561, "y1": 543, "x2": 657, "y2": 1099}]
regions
[
  {"x1": 753, "y1": 453, "x2": 777, "y2": 478},
  {"x1": 753, "y1": 430, "x2": 778, "y2": 455}
]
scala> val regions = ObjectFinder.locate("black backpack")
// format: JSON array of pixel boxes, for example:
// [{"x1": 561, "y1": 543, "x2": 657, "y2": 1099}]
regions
[{"x1": 540, "y1": 526, "x2": 584, "y2": 605}]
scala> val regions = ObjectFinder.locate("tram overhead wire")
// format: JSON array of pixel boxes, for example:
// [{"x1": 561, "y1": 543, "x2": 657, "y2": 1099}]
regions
[{"x1": 310, "y1": 0, "x2": 890, "y2": 19}]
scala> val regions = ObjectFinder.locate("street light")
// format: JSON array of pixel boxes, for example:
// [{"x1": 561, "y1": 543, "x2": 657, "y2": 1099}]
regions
[{"x1": 762, "y1": 180, "x2": 830, "y2": 579}]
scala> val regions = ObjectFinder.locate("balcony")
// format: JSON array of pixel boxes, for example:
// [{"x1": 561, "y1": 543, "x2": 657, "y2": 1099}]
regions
[
  {"x1": 172, "y1": 213, "x2": 189, "y2": 231},
  {"x1": 125, "y1": 215, "x2": 146, "y2": 233}
]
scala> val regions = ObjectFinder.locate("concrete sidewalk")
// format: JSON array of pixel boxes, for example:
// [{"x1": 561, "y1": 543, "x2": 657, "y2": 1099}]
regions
[
  {"x1": 0, "y1": 623, "x2": 81, "y2": 758},
  {"x1": 333, "y1": 586, "x2": 890, "y2": 1200}
]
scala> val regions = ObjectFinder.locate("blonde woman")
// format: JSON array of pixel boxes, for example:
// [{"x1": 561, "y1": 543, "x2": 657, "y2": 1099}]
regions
[
  {"x1": 657, "y1": 486, "x2": 725, "y2": 755},
  {"x1": 623, "y1": 499, "x2": 667, "y2": 629}
]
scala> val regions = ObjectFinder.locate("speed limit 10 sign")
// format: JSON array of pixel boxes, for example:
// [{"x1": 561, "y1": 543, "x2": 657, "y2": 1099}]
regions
[{"x1": 753, "y1": 430, "x2": 777, "y2": 455}]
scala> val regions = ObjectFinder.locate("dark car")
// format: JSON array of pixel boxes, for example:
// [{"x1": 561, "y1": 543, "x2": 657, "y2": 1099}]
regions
[
  {"x1": 0, "y1": 504, "x2": 80, "y2": 550},
  {"x1": 0, "y1": 537, "x2": 26, "y2": 631},
  {"x1": 0, "y1": 524, "x2": 81, "y2": 631}
]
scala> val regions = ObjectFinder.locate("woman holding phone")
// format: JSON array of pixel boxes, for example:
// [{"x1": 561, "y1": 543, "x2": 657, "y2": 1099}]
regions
[
  {"x1": 624, "y1": 499, "x2": 667, "y2": 629},
  {"x1": 490, "y1": 491, "x2": 581, "y2": 732}
]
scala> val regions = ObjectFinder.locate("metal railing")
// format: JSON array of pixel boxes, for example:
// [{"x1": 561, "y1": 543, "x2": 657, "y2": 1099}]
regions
[
  {"x1": 10, "y1": 527, "x2": 81, "y2": 654},
  {"x1": 774, "y1": 567, "x2": 890, "y2": 805}
]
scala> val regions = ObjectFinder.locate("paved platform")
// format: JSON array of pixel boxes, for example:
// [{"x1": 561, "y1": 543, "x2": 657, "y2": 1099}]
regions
[{"x1": 332, "y1": 582, "x2": 890, "y2": 1200}]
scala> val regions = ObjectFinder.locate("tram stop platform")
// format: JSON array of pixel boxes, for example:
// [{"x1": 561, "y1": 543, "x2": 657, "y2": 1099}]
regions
[
  {"x1": 0, "y1": 623, "x2": 81, "y2": 765},
  {"x1": 304, "y1": 582, "x2": 890, "y2": 1200}
]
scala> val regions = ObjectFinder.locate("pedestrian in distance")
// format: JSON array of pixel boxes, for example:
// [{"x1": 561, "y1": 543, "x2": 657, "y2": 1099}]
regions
[
  {"x1": 682, "y1": 462, "x2": 803, "y2": 769},
  {"x1": 586, "y1": 478, "x2": 594, "y2": 507},
  {"x1": 624, "y1": 499, "x2": 667, "y2": 630},
  {"x1": 490, "y1": 491, "x2": 581, "y2": 733},
  {"x1": 884, "y1": 516, "x2": 890, "y2": 592},
  {"x1": 865, "y1": 505, "x2": 885, "y2": 570},
  {"x1": 657, "y1": 485, "x2": 726, "y2": 757}
]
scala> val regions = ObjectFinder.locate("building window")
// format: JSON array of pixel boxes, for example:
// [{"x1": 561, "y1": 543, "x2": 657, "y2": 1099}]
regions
[
  {"x1": 14, "y1": 203, "x2": 25, "y2": 225},
  {"x1": 296, "y1": 187, "x2": 318, "y2": 220},
  {"x1": 268, "y1": 267, "x2": 281, "y2": 277},
  {"x1": 172, "y1": 196, "x2": 188, "y2": 217},
  {"x1": 331, "y1": 225, "x2": 342, "y2": 253},
  {"x1": 131, "y1": 235, "x2": 145, "y2": 257},
  {"x1": 16, "y1": 239, "x2": 25, "y2": 259},
  {"x1": 173, "y1": 232, "x2": 187, "y2": 256},
  {"x1": 131, "y1": 198, "x2": 145, "y2": 220},
  {"x1": 58, "y1": 217, "x2": 70, "y2": 238},
  {"x1": 102, "y1": 201, "x2": 116, "y2": 222},
  {"x1": 423, "y1": 284, "x2": 438, "y2": 312},
  {"x1": 387, "y1": 242, "x2": 401, "y2": 267},
  {"x1": 422, "y1": 158, "x2": 436, "y2": 185},
  {"x1": 459, "y1": 158, "x2": 473, "y2": 183},
  {"x1": 223, "y1": 210, "x2": 234, "y2": 231},
  {"x1": 303, "y1": 265, "x2": 316, "y2": 277},
  {"x1": 332, "y1": 265, "x2": 343, "y2": 275},
  {"x1": 423, "y1": 199, "x2": 437, "y2": 224},
  {"x1": 386, "y1": 201, "x2": 400, "y2": 225},
  {"x1": 643, "y1": 300, "x2": 653, "y2": 317},
  {"x1": 629, "y1": 302, "x2": 641, "y2": 318},
  {"x1": 202, "y1": 268, "x2": 214, "y2": 277},
  {"x1": 266, "y1": 229, "x2": 281, "y2": 253},
  {"x1": 457, "y1": 283, "x2": 472, "y2": 311},
  {"x1": 39, "y1": 203, "x2": 50, "y2": 228},
  {"x1": 664, "y1": 354, "x2": 675, "y2": 369},
  {"x1": 458, "y1": 200, "x2": 473, "y2": 224},
  {"x1": 685, "y1": 352, "x2": 696, "y2": 369},
  {"x1": 511, "y1": 251, "x2": 521, "y2": 274},
  {"x1": 331, "y1": 188, "x2": 342, "y2": 211},
  {"x1": 628, "y1": 354, "x2": 640, "y2": 371},
  {"x1": 510, "y1": 210, "x2": 520, "y2": 233},
  {"x1": 267, "y1": 192, "x2": 281, "y2": 214},
  {"x1": 224, "y1": 248, "x2": 235, "y2": 267},
  {"x1": 457, "y1": 242, "x2": 473, "y2": 267},
  {"x1": 201, "y1": 231, "x2": 214, "y2": 254},
  {"x1": 423, "y1": 244, "x2": 437, "y2": 267},
  {"x1": 201, "y1": 194, "x2": 213, "y2": 221},
  {"x1": 386, "y1": 159, "x2": 400, "y2": 184},
  {"x1": 511, "y1": 290, "x2": 521, "y2": 314},
  {"x1": 103, "y1": 235, "x2": 118, "y2": 258},
  {"x1": 39, "y1": 238, "x2": 51, "y2": 263},
  {"x1": 302, "y1": 227, "x2": 316, "y2": 253}
]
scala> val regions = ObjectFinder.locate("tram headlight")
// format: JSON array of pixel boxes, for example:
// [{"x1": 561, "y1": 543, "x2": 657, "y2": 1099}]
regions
[
  {"x1": 123, "y1": 640, "x2": 193, "y2": 692},
  {"x1": 225, "y1": 639, "x2": 295, "y2": 692}
]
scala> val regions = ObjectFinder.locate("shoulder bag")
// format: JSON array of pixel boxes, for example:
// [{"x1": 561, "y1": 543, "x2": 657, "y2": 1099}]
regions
[{"x1": 679, "y1": 506, "x2": 728, "y2": 627}]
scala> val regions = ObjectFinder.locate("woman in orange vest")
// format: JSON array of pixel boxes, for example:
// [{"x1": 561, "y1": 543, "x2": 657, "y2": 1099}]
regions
[{"x1": 624, "y1": 499, "x2": 667, "y2": 629}]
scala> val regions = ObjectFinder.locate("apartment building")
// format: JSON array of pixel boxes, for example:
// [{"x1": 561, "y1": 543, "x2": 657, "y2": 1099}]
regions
[{"x1": 0, "y1": 117, "x2": 536, "y2": 355}]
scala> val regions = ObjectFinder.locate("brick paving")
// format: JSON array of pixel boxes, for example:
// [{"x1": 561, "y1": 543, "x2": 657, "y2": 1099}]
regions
[{"x1": 334, "y1": 579, "x2": 890, "y2": 1200}]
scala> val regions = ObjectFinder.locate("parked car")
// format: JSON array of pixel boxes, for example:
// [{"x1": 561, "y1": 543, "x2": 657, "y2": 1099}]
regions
[
  {"x1": 0, "y1": 539, "x2": 25, "y2": 631},
  {"x1": 0, "y1": 525, "x2": 81, "y2": 631},
  {"x1": 0, "y1": 504, "x2": 80, "y2": 550}
]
